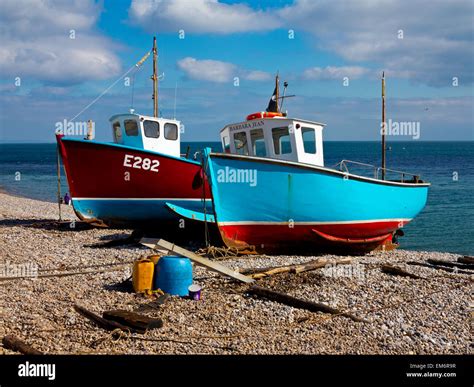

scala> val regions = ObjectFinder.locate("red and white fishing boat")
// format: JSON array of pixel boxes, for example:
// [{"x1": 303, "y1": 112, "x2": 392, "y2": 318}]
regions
[{"x1": 56, "y1": 38, "x2": 212, "y2": 230}]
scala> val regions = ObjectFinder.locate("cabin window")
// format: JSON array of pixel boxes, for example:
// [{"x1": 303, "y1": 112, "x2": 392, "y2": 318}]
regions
[
  {"x1": 222, "y1": 136, "x2": 231, "y2": 153},
  {"x1": 233, "y1": 132, "x2": 249, "y2": 155},
  {"x1": 164, "y1": 123, "x2": 178, "y2": 140},
  {"x1": 250, "y1": 129, "x2": 266, "y2": 157},
  {"x1": 301, "y1": 127, "x2": 316, "y2": 154},
  {"x1": 124, "y1": 119, "x2": 139, "y2": 136},
  {"x1": 113, "y1": 121, "x2": 122, "y2": 141},
  {"x1": 144, "y1": 120, "x2": 159, "y2": 138},
  {"x1": 272, "y1": 127, "x2": 292, "y2": 155}
]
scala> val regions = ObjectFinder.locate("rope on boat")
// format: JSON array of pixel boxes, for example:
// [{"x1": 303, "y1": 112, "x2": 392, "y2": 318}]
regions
[
  {"x1": 195, "y1": 245, "x2": 247, "y2": 260},
  {"x1": 69, "y1": 50, "x2": 151, "y2": 122}
]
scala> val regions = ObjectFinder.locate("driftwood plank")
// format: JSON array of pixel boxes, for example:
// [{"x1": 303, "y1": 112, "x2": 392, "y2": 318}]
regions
[
  {"x1": 427, "y1": 258, "x2": 474, "y2": 271},
  {"x1": 102, "y1": 310, "x2": 163, "y2": 332},
  {"x1": 381, "y1": 264, "x2": 422, "y2": 279},
  {"x1": 74, "y1": 304, "x2": 142, "y2": 333},
  {"x1": 2, "y1": 335, "x2": 42, "y2": 355},
  {"x1": 243, "y1": 258, "x2": 352, "y2": 279},
  {"x1": 458, "y1": 256, "x2": 474, "y2": 265},
  {"x1": 407, "y1": 261, "x2": 473, "y2": 275},
  {"x1": 0, "y1": 267, "x2": 126, "y2": 282},
  {"x1": 247, "y1": 285, "x2": 368, "y2": 323},
  {"x1": 140, "y1": 238, "x2": 254, "y2": 284}
]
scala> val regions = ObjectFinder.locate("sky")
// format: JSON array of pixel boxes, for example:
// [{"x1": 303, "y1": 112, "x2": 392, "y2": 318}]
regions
[{"x1": 0, "y1": 0, "x2": 473, "y2": 143}]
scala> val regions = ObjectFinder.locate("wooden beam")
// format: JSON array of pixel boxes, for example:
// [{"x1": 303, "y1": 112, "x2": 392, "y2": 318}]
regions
[
  {"x1": 74, "y1": 304, "x2": 141, "y2": 333},
  {"x1": 427, "y1": 258, "x2": 474, "y2": 271},
  {"x1": 458, "y1": 256, "x2": 474, "y2": 264},
  {"x1": 103, "y1": 310, "x2": 163, "y2": 332},
  {"x1": 241, "y1": 258, "x2": 352, "y2": 279},
  {"x1": 140, "y1": 238, "x2": 254, "y2": 284},
  {"x1": 381, "y1": 264, "x2": 423, "y2": 279},
  {"x1": 247, "y1": 285, "x2": 368, "y2": 323},
  {"x1": 2, "y1": 335, "x2": 42, "y2": 355},
  {"x1": 407, "y1": 261, "x2": 473, "y2": 275}
]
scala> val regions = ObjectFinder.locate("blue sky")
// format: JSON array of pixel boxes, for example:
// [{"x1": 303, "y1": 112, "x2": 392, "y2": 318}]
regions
[{"x1": 0, "y1": 0, "x2": 473, "y2": 142}]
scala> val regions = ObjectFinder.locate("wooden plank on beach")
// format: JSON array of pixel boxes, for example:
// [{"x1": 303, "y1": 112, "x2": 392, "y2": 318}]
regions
[
  {"x1": 458, "y1": 256, "x2": 474, "y2": 264},
  {"x1": 140, "y1": 238, "x2": 254, "y2": 284},
  {"x1": 381, "y1": 264, "x2": 423, "y2": 279},
  {"x1": 247, "y1": 285, "x2": 368, "y2": 323},
  {"x1": 427, "y1": 258, "x2": 474, "y2": 271},
  {"x1": 407, "y1": 261, "x2": 473, "y2": 275},
  {"x1": 0, "y1": 266, "x2": 127, "y2": 282},
  {"x1": 103, "y1": 310, "x2": 163, "y2": 332},
  {"x1": 241, "y1": 257, "x2": 352, "y2": 279},
  {"x1": 2, "y1": 335, "x2": 42, "y2": 355},
  {"x1": 74, "y1": 304, "x2": 142, "y2": 334}
]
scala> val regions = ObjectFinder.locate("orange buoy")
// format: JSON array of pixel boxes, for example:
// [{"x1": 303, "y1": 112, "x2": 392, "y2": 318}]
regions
[{"x1": 246, "y1": 111, "x2": 284, "y2": 120}]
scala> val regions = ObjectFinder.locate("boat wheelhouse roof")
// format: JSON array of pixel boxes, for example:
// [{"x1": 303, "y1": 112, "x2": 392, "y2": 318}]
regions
[
  {"x1": 109, "y1": 112, "x2": 181, "y2": 158},
  {"x1": 219, "y1": 116, "x2": 326, "y2": 133},
  {"x1": 219, "y1": 114, "x2": 326, "y2": 167}
]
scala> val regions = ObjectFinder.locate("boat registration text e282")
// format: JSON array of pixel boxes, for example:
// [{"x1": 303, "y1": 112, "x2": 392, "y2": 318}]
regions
[{"x1": 123, "y1": 154, "x2": 159, "y2": 172}]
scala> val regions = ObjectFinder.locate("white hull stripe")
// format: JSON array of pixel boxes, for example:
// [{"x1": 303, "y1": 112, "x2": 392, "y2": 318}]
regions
[
  {"x1": 218, "y1": 219, "x2": 412, "y2": 226},
  {"x1": 72, "y1": 198, "x2": 211, "y2": 201}
]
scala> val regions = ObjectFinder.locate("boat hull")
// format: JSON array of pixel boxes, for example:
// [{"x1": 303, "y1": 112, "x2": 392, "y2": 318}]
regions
[
  {"x1": 57, "y1": 136, "x2": 212, "y2": 229},
  {"x1": 205, "y1": 151, "x2": 429, "y2": 253}
]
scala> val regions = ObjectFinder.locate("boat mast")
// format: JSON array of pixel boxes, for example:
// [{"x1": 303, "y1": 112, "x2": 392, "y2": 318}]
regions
[
  {"x1": 152, "y1": 36, "x2": 158, "y2": 118},
  {"x1": 381, "y1": 71, "x2": 386, "y2": 180},
  {"x1": 275, "y1": 73, "x2": 280, "y2": 113}
]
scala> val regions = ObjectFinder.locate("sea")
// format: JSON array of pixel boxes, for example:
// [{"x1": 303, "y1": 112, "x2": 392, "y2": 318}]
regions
[{"x1": 0, "y1": 141, "x2": 473, "y2": 255}]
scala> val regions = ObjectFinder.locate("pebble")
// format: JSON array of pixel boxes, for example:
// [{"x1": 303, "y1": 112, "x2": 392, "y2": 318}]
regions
[{"x1": 0, "y1": 192, "x2": 471, "y2": 355}]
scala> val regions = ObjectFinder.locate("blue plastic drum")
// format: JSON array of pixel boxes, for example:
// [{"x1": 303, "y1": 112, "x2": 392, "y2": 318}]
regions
[{"x1": 154, "y1": 256, "x2": 193, "y2": 296}]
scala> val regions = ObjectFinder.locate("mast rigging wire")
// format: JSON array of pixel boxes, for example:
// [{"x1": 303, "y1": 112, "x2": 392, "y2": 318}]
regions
[{"x1": 69, "y1": 50, "x2": 151, "y2": 122}]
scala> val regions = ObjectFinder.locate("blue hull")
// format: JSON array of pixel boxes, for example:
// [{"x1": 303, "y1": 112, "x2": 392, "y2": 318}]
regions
[
  {"x1": 205, "y1": 151, "x2": 429, "y2": 252},
  {"x1": 72, "y1": 198, "x2": 212, "y2": 228}
]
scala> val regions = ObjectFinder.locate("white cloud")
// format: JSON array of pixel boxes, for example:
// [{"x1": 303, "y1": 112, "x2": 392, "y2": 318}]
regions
[
  {"x1": 302, "y1": 66, "x2": 369, "y2": 80},
  {"x1": 0, "y1": 0, "x2": 121, "y2": 84},
  {"x1": 129, "y1": 0, "x2": 281, "y2": 34},
  {"x1": 243, "y1": 70, "x2": 272, "y2": 82},
  {"x1": 177, "y1": 57, "x2": 272, "y2": 83},
  {"x1": 129, "y1": 0, "x2": 473, "y2": 87},
  {"x1": 280, "y1": 0, "x2": 474, "y2": 86},
  {"x1": 177, "y1": 57, "x2": 235, "y2": 82}
]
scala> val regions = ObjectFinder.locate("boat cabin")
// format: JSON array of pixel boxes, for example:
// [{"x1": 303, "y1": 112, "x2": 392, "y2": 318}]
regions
[
  {"x1": 220, "y1": 112, "x2": 326, "y2": 167},
  {"x1": 109, "y1": 113, "x2": 180, "y2": 158}
]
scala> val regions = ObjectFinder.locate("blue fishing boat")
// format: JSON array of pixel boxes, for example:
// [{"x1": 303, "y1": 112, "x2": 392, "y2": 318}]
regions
[{"x1": 202, "y1": 75, "x2": 430, "y2": 253}]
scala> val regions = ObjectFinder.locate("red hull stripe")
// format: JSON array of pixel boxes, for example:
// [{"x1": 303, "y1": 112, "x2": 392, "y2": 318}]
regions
[{"x1": 219, "y1": 220, "x2": 406, "y2": 244}]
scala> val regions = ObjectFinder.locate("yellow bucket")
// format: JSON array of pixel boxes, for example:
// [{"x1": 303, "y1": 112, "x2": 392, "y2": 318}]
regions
[{"x1": 132, "y1": 258, "x2": 155, "y2": 293}]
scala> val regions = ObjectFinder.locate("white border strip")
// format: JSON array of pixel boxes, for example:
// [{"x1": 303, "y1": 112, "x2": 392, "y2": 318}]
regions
[{"x1": 219, "y1": 218, "x2": 411, "y2": 226}]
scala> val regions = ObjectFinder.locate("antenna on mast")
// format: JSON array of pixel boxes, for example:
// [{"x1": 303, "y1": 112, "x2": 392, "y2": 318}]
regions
[
  {"x1": 275, "y1": 72, "x2": 280, "y2": 112},
  {"x1": 173, "y1": 81, "x2": 178, "y2": 120},
  {"x1": 152, "y1": 36, "x2": 158, "y2": 118}
]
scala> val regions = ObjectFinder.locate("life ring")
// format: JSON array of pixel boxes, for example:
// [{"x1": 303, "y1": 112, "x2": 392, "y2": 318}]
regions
[{"x1": 246, "y1": 111, "x2": 284, "y2": 121}]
